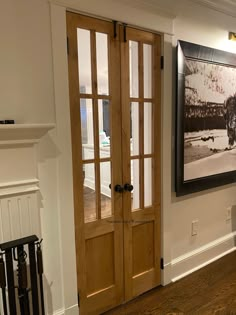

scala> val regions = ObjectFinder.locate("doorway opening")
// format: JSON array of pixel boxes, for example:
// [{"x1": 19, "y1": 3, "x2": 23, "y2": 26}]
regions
[{"x1": 67, "y1": 12, "x2": 162, "y2": 315}]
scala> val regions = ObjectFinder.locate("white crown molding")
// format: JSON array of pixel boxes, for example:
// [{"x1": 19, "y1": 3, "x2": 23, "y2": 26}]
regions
[
  {"x1": 0, "y1": 123, "x2": 55, "y2": 145},
  {"x1": 190, "y1": 0, "x2": 236, "y2": 18}
]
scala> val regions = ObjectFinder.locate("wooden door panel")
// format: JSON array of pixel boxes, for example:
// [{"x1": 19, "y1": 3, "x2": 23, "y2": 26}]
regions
[
  {"x1": 132, "y1": 222, "x2": 155, "y2": 276},
  {"x1": 67, "y1": 12, "x2": 123, "y2": 315},
  {"x1": 121, "y1": 26, "x2": 162, "y2": 301},
  {"x1": 67, "y1": 12, "x2": 161, "y2": 314},
  {"x1": 86, "y1": 232, "x2": 115, "y2": 294},
  {"x1": 132, "y1": 268, "x2": 156, "y2": 297}
]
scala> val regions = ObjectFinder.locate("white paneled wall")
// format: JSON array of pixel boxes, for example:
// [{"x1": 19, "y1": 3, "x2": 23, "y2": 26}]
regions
[
  {"x1": 0, "y1": 125, "x2": 53, "y2": 245},
  {"x1": 0, "y1": 184, "x2": 41, "y2": 245},
  {"x1": 0, "y1": 186, "x2": 40, "y2": 314},
  {"x1": 0, "y1": 184, "x2": 40, "y2": 243},
  {"x1": 0, "y1": 125, "x2": 53, "y2": 313}
]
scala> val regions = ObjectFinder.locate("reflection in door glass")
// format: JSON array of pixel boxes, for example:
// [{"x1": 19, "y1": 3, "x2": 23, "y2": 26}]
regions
[
  {"x1": 129, "y1": 41, "x2": 139, "y2": 98},
  {"x1": 143, "y1": 44, "x2": 152, "y2": 98},
  {"x1": 100, "y1": 161, "x2": 112, "y2": 218},
  {"x1": 80, "y1": 99, "x2": 94, "y2": 160},
  {"x1": 144, "y1": 102, "x2": 152, "y2": 154},
  {"x1": 83, "y1": 163, "x2": 97, "y2": 222},
  {"x1": 77, "y1": 28, "x2": 92, "y2": 94},
  {"x1": 96, "y1": 33, "x2": 109, "y2": 95},
  {"x1": 98, "y1": 100, "x2": 110, "y2": 158},
  {"x1": 144, "y1": 158, "x2": 152, "y2": 207},
  {"x1": 131, "y1": 102, "x2": 139, "y2": 156},
  {"x1": 131, "y1": 159, "x2": 140, "y2": 211}
]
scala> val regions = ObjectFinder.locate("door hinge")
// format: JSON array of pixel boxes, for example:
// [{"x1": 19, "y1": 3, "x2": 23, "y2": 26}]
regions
[
  {"x1": 123, "y1": 23, "x2": 127, "y2": 42},
  {"x1": 77, "y1": 293, "x2": 80, "y2": 306},
  {"x1": 160, "y1": 258, "x2": 164, "y2": 270},
  {"x1": 67, "y1": 36, "x2": 69, "y2": 55},
  {"x1": 161, "y1": 56, "x2": 164, "y2": 70},
  {"x1": 113, "y1": 20, "x2": 117, "y2": 39}
]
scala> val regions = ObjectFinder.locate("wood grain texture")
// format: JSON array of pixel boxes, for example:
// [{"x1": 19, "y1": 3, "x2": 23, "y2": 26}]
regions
[
  {"x1": 132, "y1": 222, "x2": 154, "y2": 276},
  {"x1": 104, "y1": 251, "x2": 236, "y2": 315},
  {"x1": 86, "y1": 232, "x2": 115, "y2": 295},
  {"x1": 121, "y1": 26, "x2": 162, "y2": 301},
  {"x1": 67, "y1": 12, "x2": 124, "y2": 314},
  {"x1": 68, "y1": 12, "x2": 162, "y2": 313}
]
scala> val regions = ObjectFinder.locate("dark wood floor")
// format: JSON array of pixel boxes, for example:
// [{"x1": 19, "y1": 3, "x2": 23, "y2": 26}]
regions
[{"x1": 104, "y1": 251, "x2": 236, "y2": 315}]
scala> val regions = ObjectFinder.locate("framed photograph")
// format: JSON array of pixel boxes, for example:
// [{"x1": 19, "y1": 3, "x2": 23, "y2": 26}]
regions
[{"x1": 176, "y1": 40, "x2": 236, "y2": 196}]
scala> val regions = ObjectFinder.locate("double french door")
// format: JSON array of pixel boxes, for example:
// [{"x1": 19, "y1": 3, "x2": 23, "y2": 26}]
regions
[{"x1": 67, "y1": 12, "x2": 162, "y2": 315}]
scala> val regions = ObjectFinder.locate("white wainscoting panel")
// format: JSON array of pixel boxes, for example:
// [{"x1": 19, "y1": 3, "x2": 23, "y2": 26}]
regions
[
  {"x1": 0, "y1": 125, "x2": 54, "y2": 314},
  {"x1": 0, "y1": 180, "x2": 41, "y2": 243}
]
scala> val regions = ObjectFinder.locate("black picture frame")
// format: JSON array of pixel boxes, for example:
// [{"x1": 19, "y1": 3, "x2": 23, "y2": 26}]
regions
[{"x1": 176, "y1": 40, "x2": 236, "y2": 196}]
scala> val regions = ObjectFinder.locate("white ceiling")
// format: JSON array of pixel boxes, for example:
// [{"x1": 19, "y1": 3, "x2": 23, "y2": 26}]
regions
[{"x1": 191, "y1": 0, "x2": 236, "y2": 18}]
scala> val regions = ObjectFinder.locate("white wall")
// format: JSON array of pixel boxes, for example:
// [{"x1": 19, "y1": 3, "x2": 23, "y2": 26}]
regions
[
  {"x1": 2, "y1": 0, "x2": 236, "y2": 314},
  {"x1": 0, "y1": 0, "x2": 73, "y2": 314},
  {"x1": 168, "y1": 0, "x2": 236, "y2": 279},
  {"x1": 0, "y1": 0, "x2": 55, "y2": 123}
]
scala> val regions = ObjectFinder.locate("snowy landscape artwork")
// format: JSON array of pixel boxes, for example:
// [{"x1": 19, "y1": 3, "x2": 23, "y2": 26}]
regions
[{"x1": 184, "y1": 58, "x2": 236, "y2": 181}]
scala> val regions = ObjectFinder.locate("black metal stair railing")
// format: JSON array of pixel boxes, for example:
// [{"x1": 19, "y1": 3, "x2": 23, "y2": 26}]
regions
[{"x1": 0, "y1": 235, "x2": 45, "y2": 315}]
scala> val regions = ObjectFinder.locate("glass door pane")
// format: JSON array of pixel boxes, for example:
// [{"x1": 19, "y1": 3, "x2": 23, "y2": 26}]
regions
[
  {"x1": 96, "y1": 32, "x2": 109, "y2": 95},
  {"x1": 83, "y1": 163, "x2": 97, "y2": 222},
  {"x1": 98, "y1": 99, "x2": 110, "y2": 158},
  {"x1": 77, "y1": 28, "x2": 92, "y2": 94},
  {"x1": 129, "y1": 41, "x2": 139, "y2": 98},
  {"x1": 80, "y1": 99, "x2": 94, "y2": 160},
  {"x1": 76, "y1": 25, "x2": 113, "y2": 223},
  {"x1": 143, "y1": 44, "x2": 152, "y2": 98},
  {"x1": 131, "y1": 159, "x2": 140, "y2": 211},
  {"x1": 144, "y1": 102, "x2": 153, "y2": 155},
  {"x1": 100, "y1": 161, "x2": 112, "y2": 218},
  {"x1": 130, "y1": 102, "x2": 139, "y2": 156},
  {"x1": 127, "y1": 38, "x2": 155, "y2": 213}
]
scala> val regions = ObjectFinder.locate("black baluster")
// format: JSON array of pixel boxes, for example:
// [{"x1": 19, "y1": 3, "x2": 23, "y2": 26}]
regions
[
  {"x1": 37, "y1": 242, "x2": 45, "y2": 315},
  {"x1": 0, "y1": 255, "x2": 8, "y2": 315},
  {"x1": 5, "y1": 249, "x2": 16, "y2": 315},
  {"x1": 28, "y1": 242, "x2": 39, "y2": 315},
  {"x1": 17, "y1": 246, "x2": 30, "y2": 315}
]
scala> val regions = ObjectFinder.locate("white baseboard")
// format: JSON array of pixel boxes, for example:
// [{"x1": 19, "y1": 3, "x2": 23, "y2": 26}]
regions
[
  {"x1": 170, "y1": 232, "x2": 236, "y2": 282},
  {"x1": 53, "y1": 304, "x2": 78, "y2": 315}
]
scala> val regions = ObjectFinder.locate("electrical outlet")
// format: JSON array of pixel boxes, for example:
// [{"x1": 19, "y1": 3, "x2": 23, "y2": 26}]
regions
[
  {"x1": 226, "y1": 206, "x2": 232, "y2": 221},
  {"x1": 192, "y1": 220, "x2": 199, "y2": 236}
]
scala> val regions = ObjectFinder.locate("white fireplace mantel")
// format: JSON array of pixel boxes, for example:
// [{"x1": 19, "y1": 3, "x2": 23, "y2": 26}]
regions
[
  {"x1": 0, "y1": 123, "x2": 55, "y2": 247},
  {"x1": 0, "y1": 123, "x2": 55, "y2": 145}
]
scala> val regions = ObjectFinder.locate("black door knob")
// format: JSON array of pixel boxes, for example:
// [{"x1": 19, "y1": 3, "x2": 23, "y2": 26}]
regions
[
  {"x1": 114, "y1": 184, "x2": 124, "y2": 193},
  {"x1": 124, "y1": 183, "x2": 134, "y2": 192}
]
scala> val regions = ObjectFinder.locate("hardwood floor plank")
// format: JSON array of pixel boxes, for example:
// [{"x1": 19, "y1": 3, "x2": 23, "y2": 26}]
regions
[{"x1": 103, "y1": 251, "x2": 236, "y2": 315}]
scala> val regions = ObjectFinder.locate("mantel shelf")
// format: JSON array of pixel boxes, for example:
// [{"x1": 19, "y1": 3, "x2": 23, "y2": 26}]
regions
[{"x1": 0, "y1": 123, "x2": 55, "y2": 145}]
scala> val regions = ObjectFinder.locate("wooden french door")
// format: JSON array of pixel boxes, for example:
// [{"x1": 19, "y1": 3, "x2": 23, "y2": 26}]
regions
[{"x1": 67, "y1": 12, "x2": 161, "y2": 315}]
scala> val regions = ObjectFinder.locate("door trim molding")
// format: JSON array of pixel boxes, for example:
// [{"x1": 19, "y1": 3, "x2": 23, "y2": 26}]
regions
[
  {"x1": 49, "y1": 0, "x2": 174, "y2": 35},
  {"x1": 50, "y1": 3, "x2": 78, "y2": 313},
  {"x1": 50, "y1": 3, "x2": 168, "y2": 313}
]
